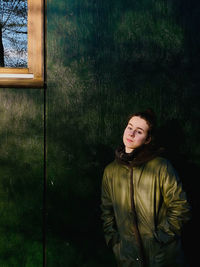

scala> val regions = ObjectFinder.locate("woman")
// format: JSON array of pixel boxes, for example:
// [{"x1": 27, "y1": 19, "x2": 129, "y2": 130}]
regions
[{"x1": 101, "y1": 109, "x2": 191, "y2": 267}]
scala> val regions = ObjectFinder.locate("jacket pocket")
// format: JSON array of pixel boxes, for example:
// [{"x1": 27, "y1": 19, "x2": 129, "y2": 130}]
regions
[{"x1": 154, "y1": 229, "x2": 176, "y2": 245}]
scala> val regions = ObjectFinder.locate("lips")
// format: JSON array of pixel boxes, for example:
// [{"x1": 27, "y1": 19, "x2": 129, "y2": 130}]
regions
[{"x1": 126, "y1": 138, "x2": 133, "y2": 143}]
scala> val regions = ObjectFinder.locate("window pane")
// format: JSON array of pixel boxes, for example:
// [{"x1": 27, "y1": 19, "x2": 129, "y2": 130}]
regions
[{"x1": 0, "y1": 0, "x2": 28, "y2": 68}]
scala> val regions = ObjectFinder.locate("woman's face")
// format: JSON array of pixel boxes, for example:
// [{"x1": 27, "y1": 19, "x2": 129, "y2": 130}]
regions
[{"x1": 123, "y1": 116, "x2": 151, "y2": 153}]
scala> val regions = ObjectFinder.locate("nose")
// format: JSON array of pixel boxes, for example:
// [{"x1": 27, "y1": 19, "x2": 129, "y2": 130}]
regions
[{"x1": 129, "y1": 130, "x2": 135, "y2": 137}]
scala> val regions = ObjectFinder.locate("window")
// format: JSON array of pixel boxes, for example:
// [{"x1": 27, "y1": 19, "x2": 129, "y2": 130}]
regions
[{"x1": 0, "y1": 0, "x2": 44, "y2": 88}]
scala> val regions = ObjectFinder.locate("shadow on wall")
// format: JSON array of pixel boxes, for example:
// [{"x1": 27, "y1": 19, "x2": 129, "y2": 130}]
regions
[
  {"x1": 46, "y1": 0, "x2": 200, "y2": 266},
  {"x1": 0, "y1": 89, "x2": 44, "y2": 266}
]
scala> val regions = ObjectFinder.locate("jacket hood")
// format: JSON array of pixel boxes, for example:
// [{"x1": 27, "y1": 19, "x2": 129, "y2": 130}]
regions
[{"x1": 115, "y1": 143, "x2": 164, "y2": 167}]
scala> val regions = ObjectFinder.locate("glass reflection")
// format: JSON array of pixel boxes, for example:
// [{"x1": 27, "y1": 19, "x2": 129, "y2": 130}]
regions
[{"x1": 0, "y1": 0, "x2": 27, "y2": 68}]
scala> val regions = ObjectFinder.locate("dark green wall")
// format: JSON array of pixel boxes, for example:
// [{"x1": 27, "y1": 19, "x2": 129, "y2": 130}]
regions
[
  {"x1": 0, "y1": 0, "x2": 200, "y2": 266},
  {"x1": 0, "y1": 89, "x2": 43, "y2": 266},
  {"x1": 47, "y1": 0, "x2": 200, "y2": 266}
]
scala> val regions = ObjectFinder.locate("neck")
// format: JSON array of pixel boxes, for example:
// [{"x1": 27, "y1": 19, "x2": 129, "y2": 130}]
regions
[{"x1": 125, "y1": 147, "x2": 134, "y2": 153}]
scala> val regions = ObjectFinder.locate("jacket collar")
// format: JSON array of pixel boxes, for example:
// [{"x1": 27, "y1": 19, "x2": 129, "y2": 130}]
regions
[{"x1": 115, "y1": 144, "x2": 164, "y2": 167}]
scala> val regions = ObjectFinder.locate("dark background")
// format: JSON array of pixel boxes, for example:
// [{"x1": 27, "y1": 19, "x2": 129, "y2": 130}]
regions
[{"x1": 0, "y1": 0, "x2": 200, "y2": 266}]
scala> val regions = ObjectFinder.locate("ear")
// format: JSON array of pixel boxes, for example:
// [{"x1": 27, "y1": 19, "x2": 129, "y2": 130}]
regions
[{"x1": 145, "y1": 136, "x2": 151, "y2": 145}]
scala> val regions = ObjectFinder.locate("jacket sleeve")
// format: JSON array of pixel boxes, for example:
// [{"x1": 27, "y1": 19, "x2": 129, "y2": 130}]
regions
[
  {"x1": 156, "y1": 160, "x2": 191, "y2": 244},
  {"x1": 101, "y1": 167, "x2": 120, "y2": 248}
]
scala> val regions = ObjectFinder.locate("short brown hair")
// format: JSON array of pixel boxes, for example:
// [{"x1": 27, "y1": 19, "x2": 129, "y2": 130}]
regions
[{"x1": 128, "y1": 108, "x2": 156, "y2": 138}]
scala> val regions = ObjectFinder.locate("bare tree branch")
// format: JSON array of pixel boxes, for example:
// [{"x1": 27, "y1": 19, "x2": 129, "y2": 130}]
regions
[{"x1": 0, "y1": 0, "x2": 27, "y2": 67}]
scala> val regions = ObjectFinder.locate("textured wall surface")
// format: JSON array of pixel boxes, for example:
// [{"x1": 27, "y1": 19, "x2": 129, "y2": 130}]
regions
[
  {"x1": 46, "y1": 0, "x2": 200, "y2": 266},
  {"x1": 0, "y1": 89, "x2": 43, "y2": 266},
  {"x1": 0, "y1": 0, "x2": 200, "y2": 266}
]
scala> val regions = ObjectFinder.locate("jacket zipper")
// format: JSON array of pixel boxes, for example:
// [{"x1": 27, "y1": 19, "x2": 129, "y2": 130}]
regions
[{"x1": 130, "y1": 167, "x2": 146, "y2": 267}]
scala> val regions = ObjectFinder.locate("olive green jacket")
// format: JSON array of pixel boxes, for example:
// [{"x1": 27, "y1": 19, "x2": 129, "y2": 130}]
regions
[{"x1": 101, "y1": 157, "x2": 191, "y2": 267}]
